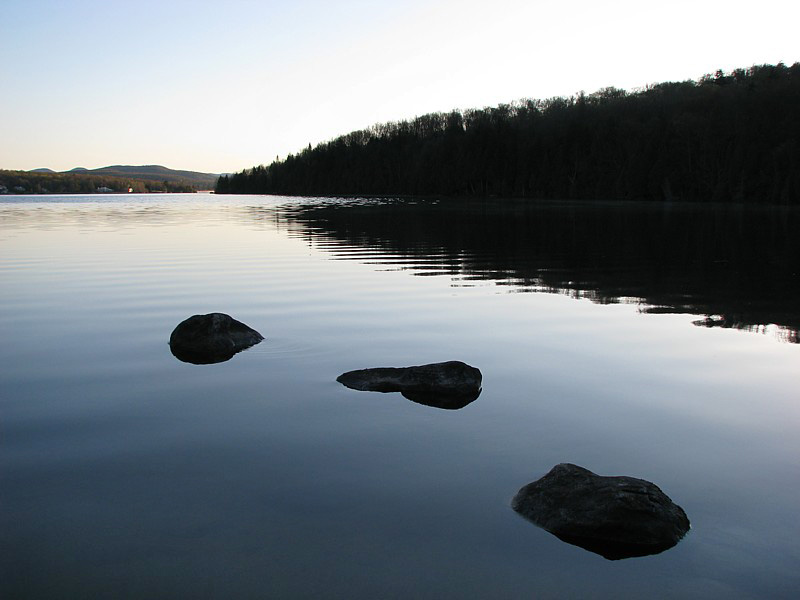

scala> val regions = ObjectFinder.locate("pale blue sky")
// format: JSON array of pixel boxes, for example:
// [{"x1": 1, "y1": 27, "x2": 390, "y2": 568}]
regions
[{"x1": 2, "y1": 0, "x2": 797, "y2": 174}]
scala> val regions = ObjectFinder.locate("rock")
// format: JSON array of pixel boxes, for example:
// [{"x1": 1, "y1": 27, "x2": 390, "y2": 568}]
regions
[
  {"x1": 337, "y1": 360, "x2": 481, "y2": 393},
  {"x1": 169, "y1": 313, "x2": 263, "y2": 364},
  {"x1": 336, "y1": 361, "x2": 482, "y2": 410},
  {"x1": 512, "y1": 463, "x2": 690, "y2": 560}
]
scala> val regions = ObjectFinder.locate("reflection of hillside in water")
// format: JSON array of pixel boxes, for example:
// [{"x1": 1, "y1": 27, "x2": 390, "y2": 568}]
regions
[{"x1": 265, "y1": 198, "x2": 800, "y2": 343}]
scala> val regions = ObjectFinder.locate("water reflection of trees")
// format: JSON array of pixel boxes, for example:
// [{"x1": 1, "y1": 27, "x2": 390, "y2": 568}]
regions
[{"x1": 263, "y1": 198, "x2": 800, "y2": 343}]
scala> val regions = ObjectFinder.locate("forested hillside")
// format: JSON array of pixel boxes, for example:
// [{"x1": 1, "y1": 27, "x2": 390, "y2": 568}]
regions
[
  {"x1": 0, "y1": 170, "x2": 196, "y2": 194},
  {"x1": 217, "y1": 63, "x2": 800, "y2": 203},
  {"x1": 78, "y1": 165, "x2": 219, "y2": 188},
  {"x1": 1, "y1": 165, "x2": 218, "y2": 194}
]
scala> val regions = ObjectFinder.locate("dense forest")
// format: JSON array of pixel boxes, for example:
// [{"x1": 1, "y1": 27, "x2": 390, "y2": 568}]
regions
[
  {"x1": 0, "y1": 170, "x2": 198, "y2": 194},
  {"x1": 217, "y1": 63, "x2": 800, "y2": 203}
]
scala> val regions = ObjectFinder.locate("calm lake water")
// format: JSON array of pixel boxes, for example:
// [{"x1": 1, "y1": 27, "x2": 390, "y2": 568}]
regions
[{"x1": 1, "y1": 194, "x2": 798, "y2": 599}]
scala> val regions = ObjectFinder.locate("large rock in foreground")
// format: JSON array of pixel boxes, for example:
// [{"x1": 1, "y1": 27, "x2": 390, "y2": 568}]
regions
[
  {"x1": 169, "y1": 313, "x2": 263, "y2": 364},
  {"x1": 337, "y1": 361, "x2": 482, "y2": 410},
  {"x1": 512, "y1": 463, "x2": 690, "y2": 560}
]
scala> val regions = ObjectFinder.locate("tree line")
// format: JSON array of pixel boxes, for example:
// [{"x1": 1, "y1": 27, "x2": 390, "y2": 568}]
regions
[
  {"x1": 217, "y1": 63, "x2": 800, "y2": 204},
  {"x1": 0, "y1": 171, "x2": 196, "y2": 194}
]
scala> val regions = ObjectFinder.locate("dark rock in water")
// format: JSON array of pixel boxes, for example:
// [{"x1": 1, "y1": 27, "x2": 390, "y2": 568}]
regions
[
  {"x1": 336, "y1": 361, "x2": 482, "y2": 410},
  {"x1": 512, "y1": 463, "x2": 690, "y2": 560},
  {"x1": 337, "y1": 360, "x2": 481, "y2": 393},
  {"x1": 169, "y1": 313, "x2": 263, "y2": 364}
]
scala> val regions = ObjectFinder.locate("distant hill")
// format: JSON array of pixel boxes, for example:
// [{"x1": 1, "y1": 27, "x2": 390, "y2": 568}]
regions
[
  {"x1": 2, "y1": 164, "x2": 220, "y2": 194},
  {"x1": 82, "y1": 165, "x2": 219, "y2": 188},
  {"x1": 55, "y1": 165, "x2": 219, "y2": 188}
]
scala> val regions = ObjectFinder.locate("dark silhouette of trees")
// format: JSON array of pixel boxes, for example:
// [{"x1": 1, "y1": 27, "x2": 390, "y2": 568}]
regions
[{"x1": 218, "y1": 63, "x2": 800, "y2": 204}]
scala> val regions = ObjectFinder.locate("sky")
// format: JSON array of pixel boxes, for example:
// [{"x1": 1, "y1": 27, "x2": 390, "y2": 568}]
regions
[{"x1": 2, "y1": 0, "x2": 797, "y2": 174}]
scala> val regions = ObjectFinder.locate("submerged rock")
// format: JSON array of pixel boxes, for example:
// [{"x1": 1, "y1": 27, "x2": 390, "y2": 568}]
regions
[
  {"x1": 512, "y1": 463, "x2": 690, "y2": 560},
  {"x1": 169, "y1": 313, "x2": 263, "y2": 364},
  {"x1": 336, "y1": 361, "x2": 482, "y2": 410}
]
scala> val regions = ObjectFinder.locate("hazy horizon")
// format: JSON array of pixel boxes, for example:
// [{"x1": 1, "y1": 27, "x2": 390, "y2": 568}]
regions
[
  {"x1": 3, "y1": 0, "x2": 797, "y2": 174},
  {"x1": 16, "y1": 165, "x2": 223, "y2": 175}
]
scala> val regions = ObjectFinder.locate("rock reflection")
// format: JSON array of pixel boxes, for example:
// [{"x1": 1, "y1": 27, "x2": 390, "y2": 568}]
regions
[{"x1": 400, "y1": 388, "x2": 481, "y2": 410}]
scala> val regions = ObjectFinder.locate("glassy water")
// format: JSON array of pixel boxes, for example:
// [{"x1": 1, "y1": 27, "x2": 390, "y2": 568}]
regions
[{"x1": 1, "y1": 194, "x2": 798, "y2": 599}]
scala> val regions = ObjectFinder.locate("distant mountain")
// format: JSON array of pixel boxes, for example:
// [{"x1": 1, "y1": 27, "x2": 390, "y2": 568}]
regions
[
  {"x1": 29, "y1": 165, "x2": 219, "y2": 189},
  {"x1": 5, "y1": 164, "x2": 220, "y2": 194},
  {"x1": 86, "y1": 165, "x2": 219, "y2": 188}
]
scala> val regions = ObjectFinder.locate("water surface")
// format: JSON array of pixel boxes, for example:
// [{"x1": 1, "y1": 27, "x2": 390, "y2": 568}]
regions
[{"x1": 1, "y1": 194, "x2": 798, "y2": 598}]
